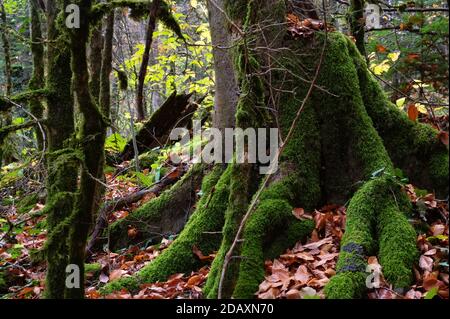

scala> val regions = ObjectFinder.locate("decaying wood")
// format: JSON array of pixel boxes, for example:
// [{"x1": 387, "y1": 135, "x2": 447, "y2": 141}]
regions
[
  {"x1": 121, "y1": 91, "x2": 197, "y2": 161},
  {"x1": 86, "y1": 165, "x2": 188, "y2": 258}
]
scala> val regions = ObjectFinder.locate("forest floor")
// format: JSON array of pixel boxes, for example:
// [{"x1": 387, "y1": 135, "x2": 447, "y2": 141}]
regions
[
  {"x1": 0, "y1": 114, "x2": 448, "y2": 300},
  {"x1": 0, "y1": 178, "x2": 448, "y2": 299}
]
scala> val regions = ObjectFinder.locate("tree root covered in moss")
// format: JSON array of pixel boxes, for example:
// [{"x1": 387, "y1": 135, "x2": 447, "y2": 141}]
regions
[
  {"x1": 324, "y1": 177, "x2": 418, "y2": 299},
  {"x1": 102, "y1": 165, "x2": 229, "y2": 293},
  {"x1": 86, "y1": 165, "x2": 190, "y2": 257},
  {"x1": 108, "y1": 164, "x2": 207, "y2": 251},
  {"x1": 101, "y1": 3, "x2": 447, "y2": 299}
]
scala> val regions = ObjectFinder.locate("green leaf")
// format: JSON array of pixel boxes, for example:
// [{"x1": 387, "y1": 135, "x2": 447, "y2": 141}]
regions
[
  {"x1": 424, "y1": 287, "x2": 438, "y2": 299},
  {"x1": 396, "y1": 97, "x2": 406, "y2": 109},
  {"x1": 12, "y1": 117, "x2": 25, "y2": 125},
  {"x1": 105, "y1": 133, "x2": 127, "y2": 153},
  {"x1": 135, "y1": 172, "x2": 154, "y2": 187}
]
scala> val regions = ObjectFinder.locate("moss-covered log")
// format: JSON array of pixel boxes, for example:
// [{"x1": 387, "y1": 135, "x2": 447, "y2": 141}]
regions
[
  {"x1": 100, "y1": 0, "x2": 447, "y2": 299},
  {"x1": 108, "y1": 164, "x2": 206, "y2": 250}
]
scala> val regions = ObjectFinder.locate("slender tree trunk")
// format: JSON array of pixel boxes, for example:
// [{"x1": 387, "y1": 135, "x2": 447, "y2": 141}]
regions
[
  {"x1": 100, "y1": 12, "x2": 114, "y2": 116},
  {"x1": 149, "y1": 37, "x2": 161, "y2": 113},
  {"x1": 0, "y1": 0, "x2": 12, "y2": 97},
  {"x1": 89, "y1": 25, "x2": 104, "y2": 104},
  {"x1": 207, "y1": 0, "x2": 238, "y2": 133},
  {"x1": 349, "y1": 0, "x2": 366, "y2": 57},
  {"x1": 65, "y1": 0, "x2": 107, "y2": 299},
  {"x1": 90, "y1": 11, "x2": 115, "y2": 238},
  {"x1": 136, "y1": 0, "x2": 160, "y2": 121},
  {"x1": 0, "y1": 0, "x2": 12, "y2": 165},
  {"x1": 28, "y1": 0, "x2": 45, "y2": 151},
  {"x1": 43, "y1": 0, "x2": 78, "y2": 299}
]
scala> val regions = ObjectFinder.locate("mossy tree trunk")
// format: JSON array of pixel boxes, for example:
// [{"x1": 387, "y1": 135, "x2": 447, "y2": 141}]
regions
[
  {"x1": 43, "y1": 0, "x2": 78, "y2": 299},
  {"x1": 43, "y1": 0, "x2": 175, "y2": 299},
  {"x1": 89, "y1": 24, "x2": 103, "y2": 104},
  {"x1": 65, "y1": 0, "x2": 108, "y2": 299},
  {"x1": 105, "y1": 0, "x2": 447, "y2": 299},
  {"x1": 0, "y1": 0, "x2": 13, "y2": 165}
]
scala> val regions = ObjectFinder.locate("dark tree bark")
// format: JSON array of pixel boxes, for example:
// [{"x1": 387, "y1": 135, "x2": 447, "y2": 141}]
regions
[
  {"x1": 90, "y1": 10, "x2": 115, "y2": 250},
  {"x1": 28, "y1": 0, "x2": 45, "y2": 151},
  {"x1": 0, "y1": 0, "x2": 13, "y2": 165},
  {"x1": 89, "y1": 25, "x2": 104, "y2": 103},
  {"x1": 43, "y1": 0, "x2": 78, "y2": 299},
  {"x1": 349, "y1": 0, "x2": 366, "y2": 57},
  {"x1": 136, "y1": 0, "x2": 160, "y2": 121}
]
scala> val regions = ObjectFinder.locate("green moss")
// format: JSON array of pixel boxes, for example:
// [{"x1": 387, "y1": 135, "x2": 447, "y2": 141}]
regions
[
  {"x1": 101, "y1": 276, "x2": 140, "y2": 295},
  {"x1": 84, "y1": 263, "x2": 102, "y2": 275},
  {"x1": 377, "y1": 201, "x2": 418, "y2": 288},
  {"x1": 16, "y1": 194, "x2": 39, "y2": 214},
  {"x1": 133, "y1": 151, "x2": 159, "y2": 169},
  {"x1": 346, "y1": 37, "x2": 449, "y2": 196},
  {"x1": 102, "y1": 165, "x2": 231, "y2": 294},
  {"x1": 306, "y1": 33, "x2": 392, "y2": 201},
  {"x1": 108, "y1": 164, "x2": 205, "y2": 250},
  {"x1": 203, "y1": 161, "x2": 260, "y2": 298},
  {"x1": 233, "y1": 199, "x2": 314, "y2": 298},
  {"x1": 325, "y1": 177, "x2": 418, "y2": 298},
  {"x1": 324, "y1": 272, "x2": 367, "y2": 299}
]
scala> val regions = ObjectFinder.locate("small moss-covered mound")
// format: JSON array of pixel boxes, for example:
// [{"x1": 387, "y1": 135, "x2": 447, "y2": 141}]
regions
[
  {"x1": 16, "y1": 193, "x2": 39, "y2": 214},
  {"x1": 108, "y1": 164, "x2": 206, "y2": 250}
]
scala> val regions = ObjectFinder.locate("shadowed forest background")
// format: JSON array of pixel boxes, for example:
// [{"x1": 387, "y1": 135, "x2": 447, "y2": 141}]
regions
[{"x1": 0, "y1": 0, "x2": 448, "y2": 300}]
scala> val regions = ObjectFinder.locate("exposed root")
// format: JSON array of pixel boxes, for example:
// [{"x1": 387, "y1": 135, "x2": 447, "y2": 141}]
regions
[{"x1": 325, "y1": 177, "x2": 418, "y2": 298}]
